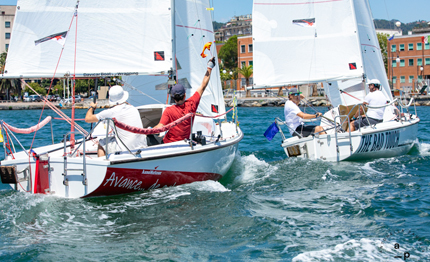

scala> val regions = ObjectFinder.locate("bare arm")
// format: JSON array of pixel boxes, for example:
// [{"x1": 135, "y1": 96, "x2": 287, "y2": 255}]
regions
[
  {"x1": 195, "y1": 57, "x2": 215, "y2": 97},
  {"x1": 297, "y1": 112, "x2": 322, "y2": 119},
  {"x1": 85, "y1": 102, "x2": 99, "y2": 123},
  {"x1": 153, "y1": 123, "x2": 165, "y2": 129}
]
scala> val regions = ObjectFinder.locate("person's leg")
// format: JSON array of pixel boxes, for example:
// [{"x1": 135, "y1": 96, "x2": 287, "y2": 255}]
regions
[
  {"x1": 315, "y1": 126, "x2": 326, "y2": 135},
  {"x1": 350, "y1": 120, "x2": 355, "y2": 132},
  {"x1": 98, "y1": 144, "x2": 106, "y2": 157}
]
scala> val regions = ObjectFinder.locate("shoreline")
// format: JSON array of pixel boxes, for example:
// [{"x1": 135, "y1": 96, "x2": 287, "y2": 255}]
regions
[{"x1": 1, "y1": 95, "x2": 430, "y2": 110}]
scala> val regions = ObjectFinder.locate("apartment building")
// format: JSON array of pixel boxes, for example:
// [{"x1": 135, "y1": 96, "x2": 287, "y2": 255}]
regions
[
  {"x1": 215, "y1": 15, "x2": 252, "y2": 42},
  {"x1": 387, "y1": 33, "x2": 430, "y2": 91},
  {"x1": 0, "y1": 5, "x2": 16, "y2": 53}
]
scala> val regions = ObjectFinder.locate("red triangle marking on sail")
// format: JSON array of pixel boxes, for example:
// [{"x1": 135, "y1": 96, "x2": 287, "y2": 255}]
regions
[
  {"x1": 154, "y1": 52, "x2": 165, "y2": 61},
  {"x1": 349, "y1": 63, "x2": 357, "y2": 70},
  {"x1": 211, "y1": 104, "x2": 218, "y2": 113}
]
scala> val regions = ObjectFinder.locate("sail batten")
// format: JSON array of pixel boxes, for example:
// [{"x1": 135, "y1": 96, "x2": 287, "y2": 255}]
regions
[{"x1": 4, "y1": 0, "x2": 172, "y2": 78}]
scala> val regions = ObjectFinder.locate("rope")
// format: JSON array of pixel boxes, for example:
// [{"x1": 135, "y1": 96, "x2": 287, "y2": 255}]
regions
[
  {"x1": 113, "y1": 108, "x2": 234, "y2": 135},
  {"x1": 3, "y1": 116, "x2": 52, "y2": 134}
]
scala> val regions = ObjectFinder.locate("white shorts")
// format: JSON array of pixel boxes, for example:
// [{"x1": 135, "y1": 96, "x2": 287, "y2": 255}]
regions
[{"x1": 99, "y1": 136, "x2": 121, "y2": 154}]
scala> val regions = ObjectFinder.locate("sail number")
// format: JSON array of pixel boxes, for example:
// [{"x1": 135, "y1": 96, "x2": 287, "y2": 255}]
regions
[{"x1": 356, "y1": 130, "x2": 400, "y2": 154}]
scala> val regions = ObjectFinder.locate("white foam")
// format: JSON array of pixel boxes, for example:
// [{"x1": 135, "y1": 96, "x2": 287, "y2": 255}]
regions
[
  {"x1": 418, "y1": 142, "x2": 430, "y2": 156},
  {"x1": 233, "y1": 154, "x2": 276, "y2": 183},
  {"x1": 185, "y1": 180, "x2": 230, "y2": 192},
  {"x1": 292, "y1": 238, "x2": 401, "y2": 261}
]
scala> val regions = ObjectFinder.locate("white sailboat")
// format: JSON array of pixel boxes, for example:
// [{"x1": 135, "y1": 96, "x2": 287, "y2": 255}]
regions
[
  {"x1": 0, "y1": 0, "x2": 243, "y2": 198},
  {"x1": 253, "y1": 0, "x2": 419, "y2": 161}
]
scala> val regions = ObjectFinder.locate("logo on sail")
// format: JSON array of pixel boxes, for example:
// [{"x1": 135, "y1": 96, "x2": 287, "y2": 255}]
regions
[
  {"x1": 292, "y1": 18, "x2": 315, "y2": 27},
  {"x1": 35, "y1": 31, "x2": 67, "y2": 46},
  {"x1": 349, "y1": 63, "x2": 357, "y2": 70},
  {"x1": 154, "y1": 51, "x2": 165, "y2": 61}
]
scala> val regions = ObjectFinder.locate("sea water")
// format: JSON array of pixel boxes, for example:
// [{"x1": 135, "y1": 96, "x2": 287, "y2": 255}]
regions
[{"x1": 0, "y1": 107, "x2": 429, "y2": 261}]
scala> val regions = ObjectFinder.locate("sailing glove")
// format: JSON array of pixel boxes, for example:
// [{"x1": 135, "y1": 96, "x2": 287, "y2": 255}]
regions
[{"x1": 207, "y1": 57, "x2": 216, "y2": 69}]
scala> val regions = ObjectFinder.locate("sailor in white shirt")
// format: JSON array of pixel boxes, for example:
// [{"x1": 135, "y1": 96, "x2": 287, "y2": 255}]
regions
[
  {"x1": 350, "y1": 79, "x2": 387, "y2": 131},
  {"x1": 284, "y1": 88, "x2": 326, "y2": 137}
]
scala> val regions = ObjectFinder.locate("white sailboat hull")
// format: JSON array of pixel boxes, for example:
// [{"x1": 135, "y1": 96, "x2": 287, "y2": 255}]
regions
[
  {"x1": 281, "y1": 118, "x2": 419, "y2": 162},
  {"x1": 0, "y1": 122, "x2": 242, "y2": 198}
]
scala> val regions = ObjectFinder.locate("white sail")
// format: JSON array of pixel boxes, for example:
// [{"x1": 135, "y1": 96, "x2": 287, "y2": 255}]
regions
[
  {"x1": 3, "y1": 0, "x2": 172, "y2": 78},
  {"x1": 125, "y1": 0, "x2": 226, "y2": 118},
  {"x1": 252, "y1": 0, "x2": 364, "y2": 87}
]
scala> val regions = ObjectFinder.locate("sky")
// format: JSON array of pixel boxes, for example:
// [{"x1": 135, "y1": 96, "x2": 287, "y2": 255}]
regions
[{"x1": 0, "y1": 0, "x2": 428, "y2": 24}]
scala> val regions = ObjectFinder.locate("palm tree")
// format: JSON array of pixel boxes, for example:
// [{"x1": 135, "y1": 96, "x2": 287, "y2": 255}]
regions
[
  {"x1": 0, "y1": 51, "x2": 21, "y2": 100},
  {"x1": 238, "y1": 65, "x2": 253, "y2": 97}
]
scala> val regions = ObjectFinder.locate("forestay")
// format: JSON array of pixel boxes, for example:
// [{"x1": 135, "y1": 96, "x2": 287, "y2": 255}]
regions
[
  {"x1": 4, "y1": 0, "x2": 172, "y2": 78},
  {"x1": 252, "y1": 0, "x2": 364, "y2": 88}
]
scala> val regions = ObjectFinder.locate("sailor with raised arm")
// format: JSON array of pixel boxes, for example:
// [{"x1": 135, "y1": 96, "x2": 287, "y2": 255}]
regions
[
  {"x1": 153, "y1": 57, "x2": 216, "y2": 143},
  {"x1": 350, "y1": 79, "x2": 386, "y2": 132},
  {"x1": 284, "y1": 88, "x2": 326, "y2": 137}
]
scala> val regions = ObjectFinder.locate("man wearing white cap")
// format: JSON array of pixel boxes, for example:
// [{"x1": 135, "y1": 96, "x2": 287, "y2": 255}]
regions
[
  {"x1": 350, "y1": 79, "x2": 387, "y2": 131},
  {"x1": 85, "y1": 85, "x2": 147, "y2": 157},
  {"x1": 284, "y1": 87, "x2": 325, "y2": 137}
]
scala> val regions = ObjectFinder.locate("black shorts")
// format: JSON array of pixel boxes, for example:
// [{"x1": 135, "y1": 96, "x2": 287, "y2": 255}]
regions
[
  {"x1": 293, "y1": 125, "x2": 316, "y2": 137},
  {"x1": 353, "y1": 117, "x2": 383, "y2": 130}
]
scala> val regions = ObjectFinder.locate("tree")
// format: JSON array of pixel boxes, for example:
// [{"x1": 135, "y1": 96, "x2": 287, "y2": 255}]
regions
[
  {"x1": 377, "y1": 32, "x2": 389, "y2": 74},
  {"x1": 218, "y1": 35, "x2": 238, "y2": 70},
  {"x1": 22, "y1": 82, "x2": 46, "y2": 96},
  {"x1": 238, "y1": 65, "x2": 253, "y2": 97},
  {"x1": 0, "y1": 51, "x2": 21, "y2": 100}
]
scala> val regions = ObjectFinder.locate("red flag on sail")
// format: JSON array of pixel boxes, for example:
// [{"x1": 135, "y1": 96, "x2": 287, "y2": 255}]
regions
[
  {"x1": 35, "y1": 31, "x2": 67, "y2": 46},
  {"x1": 349, "y1": 63, "x2": 357, "y2": 70},
  {"x1": 211, "y1": 104, "x2": 218, "y2": 113}
]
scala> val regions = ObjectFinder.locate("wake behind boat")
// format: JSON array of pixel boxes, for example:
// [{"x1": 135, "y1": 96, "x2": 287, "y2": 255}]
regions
[
  {"x1": 0, "y1": 0, "x2": 243, "y2": 198},
  {"x1": 254, "y1": 0, "x2": 419, "y2": 161}
]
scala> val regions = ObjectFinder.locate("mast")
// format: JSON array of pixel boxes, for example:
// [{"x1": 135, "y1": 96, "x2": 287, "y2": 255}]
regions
[{"x1": 169, "y1": 0, "x2": 177, "y2": 104}]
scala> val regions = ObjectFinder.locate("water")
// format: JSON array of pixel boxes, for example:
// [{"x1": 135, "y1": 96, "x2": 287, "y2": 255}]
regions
[{"x1": 0, "y1": 107, "x2": 429, "y2": 261}]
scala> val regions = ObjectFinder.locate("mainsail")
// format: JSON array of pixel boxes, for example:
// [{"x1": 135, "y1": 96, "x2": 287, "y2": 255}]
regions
[
  {"x1": 253, "y1": 0, "x2": 393, "y2": 107},
  {"x1": 4, "y1": 0, "x2": 172, "y2": 78},
  {"x1": 253, "y1": 0, "x2": 364, "y2": 88},
  {"x1": 125, "y1": 0, "x2": 226, "y2": 118}
]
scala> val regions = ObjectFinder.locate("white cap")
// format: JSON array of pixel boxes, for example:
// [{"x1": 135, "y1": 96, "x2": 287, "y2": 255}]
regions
[
  {"x1": 367, "y1": 79, "x2": 381, "y2": 86},
  {"x1": 108, "y1": 85, "x2": 129, "y2": 105}
]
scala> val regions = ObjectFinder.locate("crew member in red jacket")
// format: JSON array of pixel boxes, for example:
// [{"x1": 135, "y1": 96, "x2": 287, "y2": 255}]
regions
[{"x1": 153, "y1": 57, "x2": 215, "y2": 143}]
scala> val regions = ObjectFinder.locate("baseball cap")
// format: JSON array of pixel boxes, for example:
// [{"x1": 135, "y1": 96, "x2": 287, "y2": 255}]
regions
[{"x1": 171, "y1": 84, "x2": 185, "y2": 95}]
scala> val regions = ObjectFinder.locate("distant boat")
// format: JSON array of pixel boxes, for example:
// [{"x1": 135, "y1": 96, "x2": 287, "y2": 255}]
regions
[
  {"x1": 0, "y1": 0, "x2": 243, "y2": 197},
  {"x1": 253, "y1": 0, "x2": 419, "y2": 161}
]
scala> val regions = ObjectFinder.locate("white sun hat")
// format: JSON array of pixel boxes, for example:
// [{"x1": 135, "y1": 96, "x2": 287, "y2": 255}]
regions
[
  {"x1": 367, "y1": 79, "x2": 381, "y2": 86},
  {"x1": 108, "y1": 85, "x2": 129, "y2": 105}
]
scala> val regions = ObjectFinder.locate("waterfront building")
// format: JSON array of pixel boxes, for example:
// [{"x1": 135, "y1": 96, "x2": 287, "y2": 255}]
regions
[
  {"x1": 0, "y1": 5, "x2": 15, "y2": 53},
  {"x1": 387, "y1": 33, "x2": 430, "y2": 94}
]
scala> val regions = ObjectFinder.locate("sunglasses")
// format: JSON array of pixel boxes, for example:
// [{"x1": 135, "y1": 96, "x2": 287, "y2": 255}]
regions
[{"x1": 289, "y1": 93, "x2": 301, "y2": 96}]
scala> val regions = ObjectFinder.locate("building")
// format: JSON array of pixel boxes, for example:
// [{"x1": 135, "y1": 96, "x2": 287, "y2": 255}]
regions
[
  {"x1": 0, "y1": 5, "x2": 16, "y2": 53},
  {"x1": 376, "y1": 29, "x2": 402, "y2": 37},
  {"x1": 215, "y1": 15, "x2": 252, "y2": 42},
  {"x1": 387, "y1": 33, "x2": 430, "y2": 93},
  {"x1": 237, "y1": 35, "x2": 253, "y2": 88}
]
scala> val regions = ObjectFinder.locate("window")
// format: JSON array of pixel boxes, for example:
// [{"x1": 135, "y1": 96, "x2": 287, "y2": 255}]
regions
[
  {"x1": 392, "y1": 60, "x2": 397, "y2": 67},
  {"x1": 5, "y1": 33, "x2": 10, "y2": 39},
  {"x1": 5, "y1": 44, "x2": 8, "y2": 51},
  {"x1": 409, "y1": 75, "x2": 414, "y2": 83},
  {"x1": 408, "y1": 59, "x2": 414, "y2": 66},
  {"x1": 426, "y1": 43, "x2": 430, "y2": 50},
  {"x1": 241, "y1": 61, "x2": 245, "y2": 68},
  {"x1": 241, "y1": 78, "x2": 246, "y2": 87},
  {"x1": 418, "y1": 58, "x2": 422, "y2": 66},
  {"x1": 418, "y1": 75, "x2": 423, "y2": 81},
  {"x1": 241, "y1": 45, "x2": 245, "y2": 53},
  {"x1": 417, "y1": 43, "x2": 422, "y2": 51},
  {"x1": 249, "y1": 61, "x2": 253, "y2": 66},
  {"x1": 426, "y1": 58, "x2": 430, "y2": 65},
  {"x1": 399, "y1": 44, "x2": 405, "y2": 51},
  {"x1": 248, "y1": 44, "x2": 253, "y2": 53},
  {"x1": 5, "y1": 21, "x2": 10, "y2": 28},
  {"x1": 391, "y1": 44, "x2": 396, "y2": 52},
  {"x1": 400, "y1": 59, "x2": 405, "y2": 67},
  {"x1": 400, "y1": 76, "x2": 405, "y2": 83},
  {"x1": 392, "y1": 76, "x2": 396, "y2": 84},
  {"x1": 408, "y1": 43, "x2": 413, "y2": 51}
]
